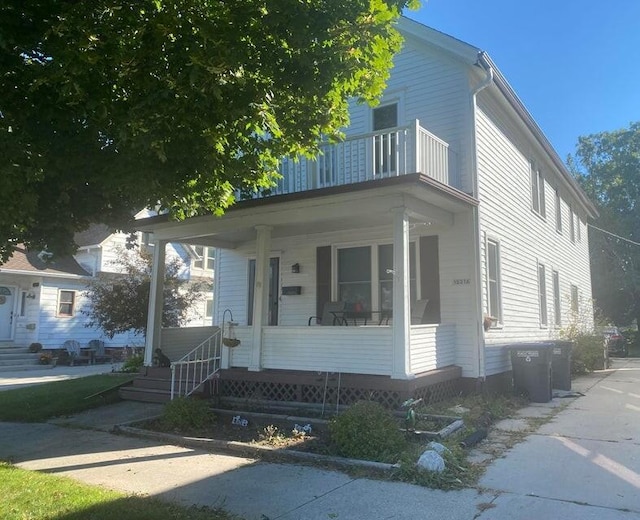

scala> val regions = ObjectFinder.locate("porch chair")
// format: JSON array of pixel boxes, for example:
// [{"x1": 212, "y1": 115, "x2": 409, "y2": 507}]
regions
[
  {"x1": 308, "y1": 301, "x2": 347, "y2": 326},
  {"x1": 88, "y1": 339, "x2": 112, "y2": 364},
  {"x1": 411, "y1": 299, "x2": 429, "y2": 325},
  {"x1": 63, "y1": 339, "x2": 93, "y2": 365}
]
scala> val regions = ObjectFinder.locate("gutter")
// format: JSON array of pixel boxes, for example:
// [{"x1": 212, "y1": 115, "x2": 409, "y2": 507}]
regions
[{"x1": 469, "y1": 51, "x2": 494, "y2": 385}]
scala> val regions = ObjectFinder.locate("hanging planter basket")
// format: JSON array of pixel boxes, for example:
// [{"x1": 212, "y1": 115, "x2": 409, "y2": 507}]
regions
[{"x1": 222, "y1": 337, "x2": 241, "y2": 348}]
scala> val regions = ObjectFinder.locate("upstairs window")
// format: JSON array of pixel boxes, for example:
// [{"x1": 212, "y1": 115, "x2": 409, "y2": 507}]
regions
[
  {"x1": 552, "y1": 270, "x2": 561, "y2": 326},
  {"x1": 530, "y1": 162, "x2": 546, "y2": 218},
  {"x1": 486, "y1": 239, "x2": 502, "y2": 323},
  {"x1": 569, "y1": 206, "x2": 576, "y2": 242},
  {"x1": 58, "y1": 290, "x2": 75, "y2": 317},
  {"x1": 555, "y1": 190, "x2": 562, "y2": 233},
  {"x1": 194, "y1": 246, "x2": 215, "y2": 270},
  {"x1": 538, "y1": 263, "x2": 548, "y2": 326}
]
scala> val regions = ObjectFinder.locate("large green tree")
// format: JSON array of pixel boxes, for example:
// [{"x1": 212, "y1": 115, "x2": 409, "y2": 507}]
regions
[
  {"x1": 570, "y1": 122, "x2": 640, "y2": 326},
  {"x1": 0, "y1": 0, "x2": 415, "y2": 262}
]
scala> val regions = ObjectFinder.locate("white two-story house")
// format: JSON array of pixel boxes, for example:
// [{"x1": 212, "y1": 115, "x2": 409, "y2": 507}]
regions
[
  {"x1": 137, "y1": 18, "x2": 596, "y2": 406},
  {"x1": 0, "y1": 214, "x2": 215, "y2": 352}
]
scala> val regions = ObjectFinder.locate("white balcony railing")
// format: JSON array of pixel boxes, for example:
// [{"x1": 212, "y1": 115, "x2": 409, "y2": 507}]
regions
[{"x1": 273, "y1": 119, "x2": 456, "y2": 196}]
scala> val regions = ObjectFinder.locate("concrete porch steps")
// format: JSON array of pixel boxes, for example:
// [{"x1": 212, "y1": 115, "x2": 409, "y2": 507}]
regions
[
  {"x1": 119, "y1": 367, "x2": 173, "y2": 403},
  {"x1": 0, "y1": 346, "x2": 43, "y2": 371}
]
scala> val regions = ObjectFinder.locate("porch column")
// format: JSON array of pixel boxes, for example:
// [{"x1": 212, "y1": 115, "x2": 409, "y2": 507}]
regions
[
  {"x1": 391, "y1": 208, "x2": 413, "y2": 379},
  {"x1": 249, "y1": 225, "x2": 272, "y2": 371},
  {"x1": 144, "y1": 240, "x2": 167, "y2": 367}
]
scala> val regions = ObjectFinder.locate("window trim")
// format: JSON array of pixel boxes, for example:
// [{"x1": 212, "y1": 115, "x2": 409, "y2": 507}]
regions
[
  {"x1": 485, "y1": 237, "x2": 503, "y2": 325},
  {"x1": 57, "y1": 290, "x2": 76, "y2": 317}
]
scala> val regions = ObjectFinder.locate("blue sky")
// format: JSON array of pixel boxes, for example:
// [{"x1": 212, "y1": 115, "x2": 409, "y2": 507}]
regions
[{"x1": 406, "y1": 1, "x2": 640, "y2": 161}]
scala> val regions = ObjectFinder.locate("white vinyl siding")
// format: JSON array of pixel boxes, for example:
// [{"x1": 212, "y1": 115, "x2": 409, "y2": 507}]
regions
[{"x1": 476, "y1": 96, "x2": 593, "y2": 375}]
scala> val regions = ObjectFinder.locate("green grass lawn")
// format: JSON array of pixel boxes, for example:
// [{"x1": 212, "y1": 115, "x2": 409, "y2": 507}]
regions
[
  {"x1": 0, "y1": 462, "x2": 238, "y2": 520},
  {"x1": 0, "y1": 374, "x2": 134, "y2": 422}
]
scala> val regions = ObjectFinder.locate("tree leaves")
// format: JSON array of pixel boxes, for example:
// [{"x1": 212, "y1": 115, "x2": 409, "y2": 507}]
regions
[{"x1": 0, "y1": 0, "x2": 411, "y2": 261}]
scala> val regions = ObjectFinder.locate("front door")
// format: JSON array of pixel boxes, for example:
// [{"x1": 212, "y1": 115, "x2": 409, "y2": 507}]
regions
[
  {"x1": 0, "y1": 286, "x2": 16, "y2": 340},
  {"x1": 248, "y1": 257, "x2": 280, "y2": 326}
]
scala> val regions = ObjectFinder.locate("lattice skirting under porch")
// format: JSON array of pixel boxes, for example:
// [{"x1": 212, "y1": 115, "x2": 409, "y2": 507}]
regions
[{"x1": 216, "y1": 366, "x2": 463, "y2": 410}]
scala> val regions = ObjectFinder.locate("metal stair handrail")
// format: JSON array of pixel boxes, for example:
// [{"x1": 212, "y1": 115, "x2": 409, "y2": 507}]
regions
[{"x1": 170, "y1": 328, "x2": 222, "y2": 400}]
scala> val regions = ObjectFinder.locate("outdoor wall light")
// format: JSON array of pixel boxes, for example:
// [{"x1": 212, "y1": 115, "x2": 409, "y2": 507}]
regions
[
  {"x1": 26, "y1": 291, "x2": 36, "y2": 299},
  {"x1": 291, "y1": 263, "x2": 300, "y2": 273}
]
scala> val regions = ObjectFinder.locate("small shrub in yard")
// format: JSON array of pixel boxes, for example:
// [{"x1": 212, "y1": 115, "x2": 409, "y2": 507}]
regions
[
  {"x1": 571, "y1": 334, "x2": 607, "y2": 375},
  {"x1": 329, "y1": 400, "x2": 407, "y2": 463},
  {"x1": 120, "y1": 354, "x2": 143, "y2": 373},
  {"x1": 161, "y1": 397, "x2": 215, "y2": 431}
]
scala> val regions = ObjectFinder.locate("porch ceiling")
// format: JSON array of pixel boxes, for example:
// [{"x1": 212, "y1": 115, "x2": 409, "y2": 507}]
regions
[{"x1": 143, "y1": 174, "x2": 478, "y2": 248}]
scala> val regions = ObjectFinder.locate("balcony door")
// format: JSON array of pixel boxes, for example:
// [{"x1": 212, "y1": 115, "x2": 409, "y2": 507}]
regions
[{"x1": 373, "y1": 103, "x2": 398, "y2": 177}]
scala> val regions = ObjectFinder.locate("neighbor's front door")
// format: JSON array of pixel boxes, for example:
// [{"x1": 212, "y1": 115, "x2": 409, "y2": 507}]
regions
[{"x1": 0, "y1": 286, "x2": 16, "y2": 340}]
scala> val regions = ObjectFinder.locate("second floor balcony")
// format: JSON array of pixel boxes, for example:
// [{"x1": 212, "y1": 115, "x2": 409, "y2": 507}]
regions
[{"x1": 273, "y1": 119, "x2": 459, "y2": 196}]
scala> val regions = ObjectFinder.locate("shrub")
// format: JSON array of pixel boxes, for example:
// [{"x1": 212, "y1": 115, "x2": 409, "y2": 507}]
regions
[
  {"x1": 328, "y1": 401, "x2": 406, "y2": 463},
  {"x1": 161, "y1": 397, "x2": 215, "y2": 431},
  {"x1": 120, "y1": 354, "x2": 143, "y2": 373},
  {"x1": 571, "y1": 334, "x2": 607, "y2": 375}
]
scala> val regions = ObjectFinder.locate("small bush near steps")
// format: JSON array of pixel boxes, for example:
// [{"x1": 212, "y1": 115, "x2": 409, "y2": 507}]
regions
[
  {"x1": 161, "y1": 397, "x2": 216, "y2": 431},
  {"x1": 328, "y1": 400, "x2": 407, "y2": 463}
]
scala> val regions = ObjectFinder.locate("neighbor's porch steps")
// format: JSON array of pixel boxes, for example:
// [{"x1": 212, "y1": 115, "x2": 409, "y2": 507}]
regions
[
  {"x1": 119, "y1": 367, "x2": 174, "y2": 403},
  {"x1": 0, "y1": 346, "x2": 47, "y2": 372}
]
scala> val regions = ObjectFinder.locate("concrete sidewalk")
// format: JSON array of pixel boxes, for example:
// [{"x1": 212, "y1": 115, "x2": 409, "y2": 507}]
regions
[{"x1": 0, "y1": 360, "x2": 639, "y2": 519}]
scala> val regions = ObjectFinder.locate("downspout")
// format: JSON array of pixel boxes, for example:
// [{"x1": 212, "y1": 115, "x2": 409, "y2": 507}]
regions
[{"x1": 470, "y1": 51, "x2": 493, "y2": 389}]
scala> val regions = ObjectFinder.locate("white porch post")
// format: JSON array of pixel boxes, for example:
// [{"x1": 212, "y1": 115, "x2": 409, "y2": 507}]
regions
[
  {"x1": 249, "y1": 225, "x2": 272, "y2": 371},
  {"x1": 144, "y1": 240, "x2": 167, "y2": 367},
  {"x1": 391, "y1": 208, "x2": 413, "y2": 379}
]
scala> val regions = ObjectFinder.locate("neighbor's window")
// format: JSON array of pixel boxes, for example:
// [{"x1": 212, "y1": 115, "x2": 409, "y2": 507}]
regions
[
  {"x1": 538, "y1": 263, "x2": 548, "y2": 326},
  {"x1": 531, "y1": 162, "x2": 546, "y2": 218},
  {"x1": 552, "y1": 270, "x2": 561, "y2": 326},
  {"x1": 570, "y1": 284, "x2": 579, "y2": 314},
  {"x1": 205, "y1": 299, "x2": 213, "y2": 319},
  {"x1": 58, "y1": 290, "x2": 75, "y2": 317},
  {"x1": 555, "y1": 190, "x2": 562, "y2": 233},
  {"x1": 577, "y1": 216, "x2": 582, "y2": 242},
  {"x1": 194, "y1": 246, "x2": 215, "y2": 270},
  {"x1": 486, "y1": 239, "x2": 502, "y2": 322}
]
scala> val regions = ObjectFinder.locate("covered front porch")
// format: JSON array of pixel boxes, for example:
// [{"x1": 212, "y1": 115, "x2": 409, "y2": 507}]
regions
[{"x1": 139, "y1": 171, "x2": 481, "y2": 402}]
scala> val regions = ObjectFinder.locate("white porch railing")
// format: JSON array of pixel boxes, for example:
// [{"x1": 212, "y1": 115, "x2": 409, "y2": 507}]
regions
[
  {"x1": 170, "y1": 328, "x2": 222, "y2": 400},
  {"x1": 274, "y1": 119, "x2": 455, "y2": 196}
]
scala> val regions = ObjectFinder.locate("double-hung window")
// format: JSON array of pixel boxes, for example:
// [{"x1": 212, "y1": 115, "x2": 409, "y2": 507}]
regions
[
  {"x1": 570, "y1": 285, "x2": 579, "y2": 314},
  {"x1": 486, "y1": 239, "x2": 502, "y2": 323},
  {"x1": 336, "y1": 242, "x2": 416, "y2": 314},
  {"x1": 58, "y1": 290, "x2": 75, "y2": 317},
  {"x1": 194, "y1": 246, "x2": 215, "y2": 270},
  {"x1": 552, "y1": 270, "x2": 561, "y2": 326},
  {"x1": 531, "y1": 162, "x2": 546, "y2": 218},
  {"x1": 569, "y1": 206, "x2": 576, "y2": 242},
  {"x1": 555, "y1": 189, "x2": 562, "y2": 233},
  {"x1": 538, "y1": 263, "x2": 548, "y2": 326}
]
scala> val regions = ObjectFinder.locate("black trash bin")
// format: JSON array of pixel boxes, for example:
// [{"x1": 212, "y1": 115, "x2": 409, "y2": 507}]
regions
[
  {"x1": 551, "y1": 340, "x2": 573, "y2": 391},
  {"x1": 507, "y1": 343, "x2": 553, "y2": 403}
]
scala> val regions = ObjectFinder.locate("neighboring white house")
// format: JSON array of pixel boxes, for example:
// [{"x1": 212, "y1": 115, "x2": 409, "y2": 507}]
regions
[
  {"x1": 0, "y1": 216, "x2": 215, "y2": 350},
  {"x1": 135, "y1": 18, "x2": 597, "y2": 405}
]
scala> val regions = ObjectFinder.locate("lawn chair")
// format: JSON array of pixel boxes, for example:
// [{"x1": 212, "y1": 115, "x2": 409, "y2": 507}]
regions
[
  {"x1": 411, "y1": 299, "x2": 429, "y2": 325},
  {"x1": 308, "y1": 301, "x2": 347, "y2": 326},
  {"x1": 63, "y1": 340, "x2": 93, "y2": 365},
  {"x1": 88, "y1": 339, "x2": 112, "y2": 364}
]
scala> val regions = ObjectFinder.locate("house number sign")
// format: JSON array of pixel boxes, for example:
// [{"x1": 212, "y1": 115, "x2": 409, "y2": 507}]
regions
[{"x1": 453, "y1": 279, "x2": 470, "y2": 285}]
